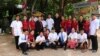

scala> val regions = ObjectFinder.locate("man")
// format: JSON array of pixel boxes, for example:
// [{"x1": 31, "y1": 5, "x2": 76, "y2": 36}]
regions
[
  {"x1": 29, "y1": 16, "x2": 35, "y2": 31},
  {"x1": 10, "y1": 15, "x2": 22, "y2": 49},
  {"x1": 89, "y1": 14, "x2": 99, "y2": 52},
  {"x1": 19, "y1": 30, "x2": 29, "y2": 55},
  {"x1": 46, "y1": 14, "x2": 54, "y2": 31},
  {"x1": 41, "y1": 16, "x2": 47, "y2": 28},
  {"x1": 35, "y1": 32, "x2": 46, "y2": 50},
  {"x1": 58, "y1": 28, "x2": 67, "y2": 50},
  {"x1": 35, "y1": 16, "x2": 43, "y2": 37},
  {"x1": 48, "y1": 28, "x2": 59, "y2": 49},
  {"x1": 54, "y1": 13, "x2": 61, "y2": 33}
]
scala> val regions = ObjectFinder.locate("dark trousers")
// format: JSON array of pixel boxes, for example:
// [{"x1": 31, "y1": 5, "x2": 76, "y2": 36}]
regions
[
  {"x1": 49, "y1": 41, "x2": 58, "y2": 49},
  {"x1": 15, "y1": 36, "x2": 19, "y2": 49},
  {"x1": 90, "y1": 35, "x2": 98, "y2": 51},
  {"x1": 19, "y1": 43, "x2": 28, "y2": 53},
  {"x1": 36, "y1": 42, "x2": 45, "y2": 50},
  {"x1": 59, "y1": 39, "x2": 67, "y2": 48}
]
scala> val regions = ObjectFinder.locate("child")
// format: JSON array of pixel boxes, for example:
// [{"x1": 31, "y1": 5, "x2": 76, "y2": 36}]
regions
[
  {"x1": 35, "y1": 32, "x2": 46, "y2": 50},
  {"x1": 28, "y1": 30, "x2": 35, "y2": 49},
  {"x1": 29, "y1": 16, "x2": 35, "y2": 31},
  {"x1": 77, "y1": 30, "x2": 88, "y2": 52},
  {"x1": 58, "y1": 28, "x2": 67, "y2": 50},
  {"x1": 67, "y1": 28, "x2": 78, "y2": 49},
  {"x1": 48, "y1": 28, "x2": 59, "y2": 49},
  {"x1": 18, "y1": 30, "x2": 29, "y2": 55}
]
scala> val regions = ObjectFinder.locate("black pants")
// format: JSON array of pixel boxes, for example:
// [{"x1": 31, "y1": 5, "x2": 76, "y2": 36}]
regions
[
  {"x1": 90, "y1": 35, "x2": 98, "y2": 51},
  {"x1": 49, "y1": 41, "x2": 58, "y2": 49},
  {"x1": 36, "y1": 42, "x2": 45, "y2": 50},
  {"x1": 15, "y1": 36, "x2": 19, "y2": 49},
  {"x1": 19, "y1": 43, "x2": 28, "y2": 53},
  {"x1": 59, "y1": 39, "x2": 67, "y2": 48}
]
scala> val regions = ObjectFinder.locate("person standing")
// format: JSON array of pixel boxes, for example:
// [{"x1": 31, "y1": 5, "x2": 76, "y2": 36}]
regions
[
  {"x1": 10, "y1": 15, "x2": 22, "y2": 49},
  {"x1": 89, "y1": 14, "x2": 99, "y2": 52},
  {"x1": 29, "y1": 16, "x2": 35, "y2": 31},
  {"x1": 46, "y1": 14, "x2": 54, "y2": 31},
  {"x1": 54, "y1": 13, "x2": 61, "y2": 33}
]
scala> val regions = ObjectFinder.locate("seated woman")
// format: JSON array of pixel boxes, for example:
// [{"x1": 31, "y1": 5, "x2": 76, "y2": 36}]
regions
[
  {"x1": 58, "y1": 28, "x2": 67, "y2": 50},
  {"x1": 35, "y1": 32, "x2": 46, "y2": 50},
  {"x1": 28, "y1": 30, "x2": 35, "y2": 49},
  {"x1": 18, "y1": 30, "x2": 29, "y2": 55},
  {"x1": 77, "y1": 30, "x2": 88, "y2": 52},
  {"x1": 48, "y1": 28, "x2": 59, "y2": 50},
  {"x1": 67, "y1": 28, "x2": 78, "y2": 49}
]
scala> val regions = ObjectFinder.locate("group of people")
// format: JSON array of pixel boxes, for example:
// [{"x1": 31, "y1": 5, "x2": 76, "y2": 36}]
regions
[{"x1": 10, "y1": 13, "x2": 100, "y2": 55}]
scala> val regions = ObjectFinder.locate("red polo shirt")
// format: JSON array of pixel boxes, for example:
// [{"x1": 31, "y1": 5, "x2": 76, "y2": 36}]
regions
[
  {"x1": 71, "y1": 20, "x2": 78, "y2": 30},
  {"x1": 83, "y1": 20, "x2": 90, "y2": 31},
  {"x1": 65, "y1": 19, "x2": 72, "y2": 29},
  {"x1": 29, "y1": 20, "x2": 35, "y2": 30},
  {"x1": 61, "y1": 20, "x2": 66, "y2": 28},
  {"x1": 22, "y1": 20, "x2": 29, "y2": 30},
  {"x1": 28, "y1": 34, "x2": 34, "y2": 42}
]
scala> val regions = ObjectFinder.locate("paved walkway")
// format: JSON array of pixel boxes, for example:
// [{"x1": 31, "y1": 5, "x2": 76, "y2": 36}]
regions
[{"x1": 0, "y1": 34, "x2": 100, "y2": 56}]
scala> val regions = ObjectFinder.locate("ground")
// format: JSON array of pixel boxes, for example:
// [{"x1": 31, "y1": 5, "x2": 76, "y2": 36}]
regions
[{"x1": 0, "y1": 30, "x2": 100, "y2": 56}]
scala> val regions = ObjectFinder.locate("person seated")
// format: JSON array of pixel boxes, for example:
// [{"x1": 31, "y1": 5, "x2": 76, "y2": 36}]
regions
[
  {"x1": 77, "y1": 30, "x2": 88, "y2": 52},
  {"x1": 48, "y1": 28, "x2": 59, "y2": 50},
  {"x1": 35, "y1": 32, "x2": 46, "y2": 50},
  {"x1": 58, "y1": 28, "x2": 67, "y2": 50},
  {"x1": 18, "y1": 30, "x2": 29, "y2": 55},
  {"x1": 67, "y1": 28, "x2": 78, "y2": 49},
  {"x1": 28, "y1": 30, "x2": 35, "y2": 49},
  {"x1": 43, "y1": 29, "x2": 50, "y2": 47}
]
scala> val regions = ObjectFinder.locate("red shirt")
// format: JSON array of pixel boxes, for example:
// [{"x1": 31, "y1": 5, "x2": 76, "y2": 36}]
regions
[
  {"x1": 83, "y1": 20, "x2": 90, "y2": 31},
  {"x1": 71, "y1": 20, "x2": 78, "y2": 30},
  {"x1": 22, "y1": 20, "x2": 29, "y2": 30},
  {"x1": 61, "y1": 20, "x2": 66, "y2": 28},
  {"x1": 65, "y1": 19, "x2": 72, "y2": 29},
  {"x1": 29, "y1": 20, "x2": 35, "y2": 30},
  {"x1": 28, "y1": 34, "x2": 34, "y2": 42}
]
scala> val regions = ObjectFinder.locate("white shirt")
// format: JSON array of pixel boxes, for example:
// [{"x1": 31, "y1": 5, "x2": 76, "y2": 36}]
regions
[
  {"x1": 10, "y1": 20, "x2": 22, "y2": 36},
  {"x1": 90, "y1": 19, "x2": 99, "y2": 35},
  {"x1": 58, "y1": 32, "x2": 67, "y2": 42},
  {"x1": 68, "y1": 32, "x2": 78, "y2": 40},
  {"x1": 46, "y1": 18, "x2": 54, "y2": 31},
  {"x1": 18, "y1": 34, "x2": 28, "y2": 45},
  {"x1": 42, "y1": 20, "x2": 47, "y2": 28},
  {"x1": 48, "y1": 32, "x2": 59, "y2": 42},
  {"x1": 78, "y1": 33, "x2": 87, "y2": 43},
  {"x1": 36, "y1": 35, "x2": 45, "y2": 43}
]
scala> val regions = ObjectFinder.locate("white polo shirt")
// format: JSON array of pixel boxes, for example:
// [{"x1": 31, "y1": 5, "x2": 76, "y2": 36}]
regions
[
  {"x1": 48, "y1": 32, "x2": 59, "y2": 42},
  {"x1": 78, "y1": 33, "x2": 87, "y2": 43},
  {"x1": 68, "y1": 32, "x2": 78, "y2": 40},
  {"x1": 10, "y1": 20, "x2": 22, "y2": 36},
  {"x1": 58, "y1": 32, "x2": 67, "y2": 42},
  {"x1": 42, "y1": 20, "x2": 47, "y2": 28},
  {"x1": 18, "y1": 34, "x2": 28, "y2": 45},
  {"x1": 90, "y1": 19, "x2": 99, "y2": 35},
  {"x1": 36, "y1": 35, "x2": 45, "y2": 43},
  {"x1": 46, "y1": 18, "x2": 54, "y2": 31}
]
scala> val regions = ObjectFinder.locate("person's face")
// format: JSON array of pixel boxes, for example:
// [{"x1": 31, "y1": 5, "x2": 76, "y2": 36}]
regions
[
  {"x1": 46, "y1": 30, "x2": 50, "y2": 34},
  {"x1": 55, "y1": 13, "x2": 59, "y2": 18},
  {"x1": 40, "y1": 32, "x2": 43, "y2": 36},
  {"x1": 38, "y1": 17, "x2": 42, "y2": 21},
  {"x1": 51, "y1": 29, "x2": 55, "y2": 33},
  {"x1": 72, "y1": 28, "x2": 75, "y2": 33},
  {"x1": 92, "y1": 15, "x2": 96, "y2": 20},
  {"x1": 73, "y1": 18, "x2": 76, "y2": 21},
  {"x1": 79, "y1": 16, "x2": 83, "y2": 20},
  {"x1": 23, "y1": 16, "x2": 27, "y2": 20},
  {"x1": 80, "y1": 30, "x2": 84, "y2": 34},
  {"x1": 48, "y1": 15, "x2": 51, "y2": 18},
  {"x1": 16, "y1": 16, "x2": 20, "y2": 21},
  {"x1": 31, "y1": 16, "x2": 34, "y2": 21},
  {"x1": 69, "y1": 16, "x2": 72, "y2": 19},
  {"x1": 61, "y1": 29, "x2": 64, "y2": 32},
  {"x1": 30, "y1": 31, "x2": 34, "y2": 35},
  {"x1": 61, "y1": 16, "x2": 64, "y2": 20}
]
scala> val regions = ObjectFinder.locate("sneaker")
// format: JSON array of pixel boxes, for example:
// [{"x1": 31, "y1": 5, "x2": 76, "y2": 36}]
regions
[
  {"x1": 23, "y1": 52, "x2": 28, "y2": 55},
  {"x1": 92, "y1": 50, "x2": 97, "y2": 53}
]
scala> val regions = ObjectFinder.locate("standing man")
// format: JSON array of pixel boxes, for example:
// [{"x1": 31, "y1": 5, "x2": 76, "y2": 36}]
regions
[
  {"x1": 89, "y1": 14, "x2": 99, "y2": 52},
  {"x1": 46, "y1": 14, "x2": 54, "y2": 31},
  {"x1": 10, "y1": 15, "x2": 22, "y2": 50},
  {"x1": 54, "y1": 13, "x2": 61, "y2": 33}
]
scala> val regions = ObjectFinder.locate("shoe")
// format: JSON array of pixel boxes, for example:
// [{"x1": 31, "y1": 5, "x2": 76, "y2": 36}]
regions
[
  {"x1": 23, "y1": 52, "x2": 28, "y2": 55},
  {"x1": 92, "y1": 50, "x2": 97, "y2": 53}
]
